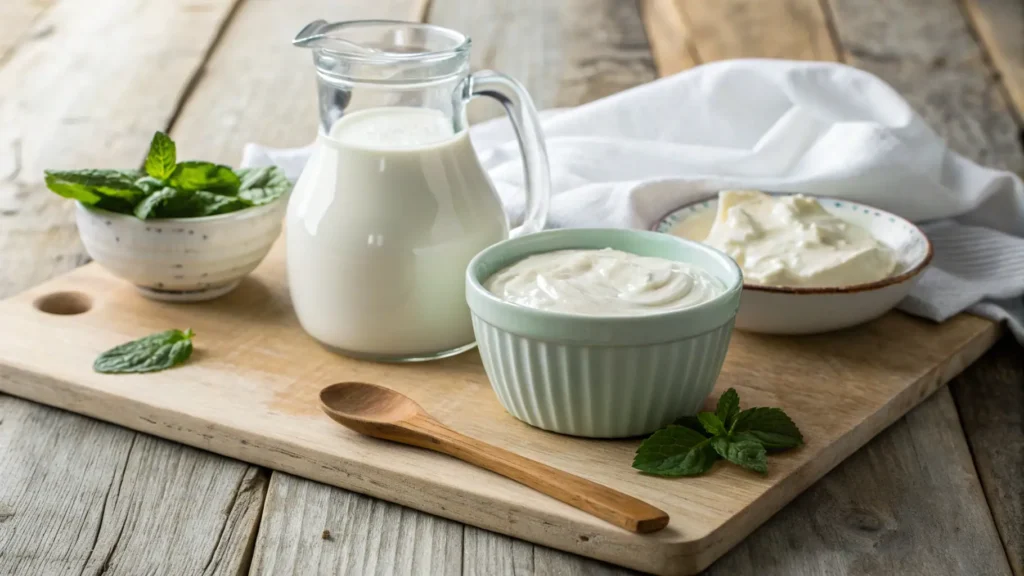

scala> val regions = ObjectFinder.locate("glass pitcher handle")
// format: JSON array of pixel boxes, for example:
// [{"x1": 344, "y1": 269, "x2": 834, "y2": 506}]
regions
[{"x1": 468, "y1": 71, "x2": 551, "y2": 237}]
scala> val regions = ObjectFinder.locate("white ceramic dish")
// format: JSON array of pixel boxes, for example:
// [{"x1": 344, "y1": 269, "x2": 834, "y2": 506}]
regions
[
  {"x1": 655, "y1": 195, "x2": 933, "y2": 334},
  {"x1": 75, "y1": 198, "x2": 287, "y2": 302}
]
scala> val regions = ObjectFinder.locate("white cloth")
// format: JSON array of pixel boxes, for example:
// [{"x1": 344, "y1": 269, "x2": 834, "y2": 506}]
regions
[{"x1": 243, "y1": 59, "x2": 1024, "y2": 343}]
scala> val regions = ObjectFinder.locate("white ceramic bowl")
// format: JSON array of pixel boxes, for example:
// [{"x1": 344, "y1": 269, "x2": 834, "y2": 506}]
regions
[
  {"x1": 656, "y1": 195, "x2": 933, "y2": 335},
  {"x1": 466, "y1": 229, "x2": 743, "y2": 438},
  {"x1": 75, "y1": 198, "x2": 287, "y2": 302}
]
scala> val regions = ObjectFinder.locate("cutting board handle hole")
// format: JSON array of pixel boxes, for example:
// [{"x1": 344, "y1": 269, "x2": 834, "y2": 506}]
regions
[{"x1": 34, "y1": 291, "x2": 93, "y2": 315}]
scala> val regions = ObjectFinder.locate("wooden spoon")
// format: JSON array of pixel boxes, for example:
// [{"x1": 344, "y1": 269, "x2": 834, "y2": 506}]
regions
[{"x1": 319, "y1": 381, "x2": 669, "y2": 534}]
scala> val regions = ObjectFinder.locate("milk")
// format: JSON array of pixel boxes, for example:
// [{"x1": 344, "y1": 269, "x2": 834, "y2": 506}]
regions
[{"x1": 287, "y1": 107, "x2": 508, "y2": 360}]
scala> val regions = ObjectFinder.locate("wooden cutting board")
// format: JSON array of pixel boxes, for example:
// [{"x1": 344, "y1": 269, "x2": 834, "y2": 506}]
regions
[{"x1": 0, "y1": 240, "x2": 1000, "y2": 575}]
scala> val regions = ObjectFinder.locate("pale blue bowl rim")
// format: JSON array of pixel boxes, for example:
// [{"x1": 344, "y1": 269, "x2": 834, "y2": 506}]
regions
[{"x1": 465, "y1": 228, "x2": 743, "y2": 346}]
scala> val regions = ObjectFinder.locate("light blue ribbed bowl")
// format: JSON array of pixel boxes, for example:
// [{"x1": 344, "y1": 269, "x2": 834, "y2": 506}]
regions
[{"x1": 465, "y1": 229, "x2": 743, "y2": 438}]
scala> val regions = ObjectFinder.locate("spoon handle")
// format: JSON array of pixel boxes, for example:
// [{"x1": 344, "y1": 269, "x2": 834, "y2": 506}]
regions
[{"x1": 406, "y1": 415, "x2": 669, "y2": 534}]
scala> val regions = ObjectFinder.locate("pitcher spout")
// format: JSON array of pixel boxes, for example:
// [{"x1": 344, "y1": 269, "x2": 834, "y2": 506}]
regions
[
  {"x1": 293, "y1": 19, "x2": 330, "y2": 47},
  {"x1": 293, "y1": 19, "x2": 382, "y2": 55}
]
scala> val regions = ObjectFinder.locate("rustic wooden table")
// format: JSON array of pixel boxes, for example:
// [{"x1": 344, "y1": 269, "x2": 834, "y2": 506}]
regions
[{"x1": 1, "y1": 0, "x2": 1021, "y2": 574}]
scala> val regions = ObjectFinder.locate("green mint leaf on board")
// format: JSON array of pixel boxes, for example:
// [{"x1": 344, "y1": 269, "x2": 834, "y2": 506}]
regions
[
  {"x1": 635, "y1": 389, "x2": 803, "y2": 478},
  {"x1": 169, "y1": 161, "x2": 240, "y2": 195},
  {"x1": 711, "y1": 436, "x2": 768, "y2": 474},
  {"x1": 144, "y1": 131, "x2": 177, "y2": 180},
  {"x1": 633, "y1": 425, "x2": 719, "y2": 477},
  {"x1": 94, "y1": 329, "x2": 195, "y2": 374},
  {"x1": 732, "y1": 407, "x2": 804, "y2": 450},
  {"x1": 672, "y1": 415, "x2": 708, "y2": 436},
  {"x1": 715, "y1": 388, "x2": 740, "y2": 428},
  {"x1": 237, "y1": 166, "x2": 291, "y2": 205},
  {"x1": 697, "y1": 412, "x2": 727, "y2": 436},
  {"x1": 44, "y1": 169, "x2": 145, "y2": 205}
]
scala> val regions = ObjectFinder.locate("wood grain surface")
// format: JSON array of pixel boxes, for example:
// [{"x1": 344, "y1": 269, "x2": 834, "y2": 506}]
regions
[
  {"x1": 641, "y1": 0, "x2": 839, "y2": 75},
  {"x1": 951, "y1": 336, "x2": 1024, "y2": 576},
  {"x1": 0, "y1": 394, "x2": 267, "y2": 576},
  {"x1": 0, "y1": 1, "x2": 268, "y2": 575},
  {"x1": 961, "y1": 0, "x2": 1024, "y2": 123},
  {"x1": 428, "y1": 0, "x2": 657, "y2": 123}
]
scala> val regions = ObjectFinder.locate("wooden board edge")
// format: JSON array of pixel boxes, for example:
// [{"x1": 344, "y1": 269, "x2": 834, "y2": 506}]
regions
[{"x1": 683, "y1": 316, "x2": 1003, "y2": 572}]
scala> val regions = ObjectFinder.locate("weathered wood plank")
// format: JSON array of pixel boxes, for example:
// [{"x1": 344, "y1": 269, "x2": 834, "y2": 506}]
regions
[
  {"x1": 250, "y1": 473, "x2": 462, "y2": 575},
  {"x1": 706, "y1": 386, "x2": 1011, "y2": 575},
  {"x1": 428, "y1": 0, "x2": 657, "y2": 123},
  {"x1": 0, "y1": 0, "x2": 241, "y2": 297},
  {"x1": 829, "y1": 0, "x2": 1024, "y2": 173},
  {"x1": 0, "y1": 0, "x2": 56, "y2": 62},
  {"x1": 461, "y1": 527, "x2": 633, "y2": 576},
  {"x1": 0, "y1": 1, "x2": 270, "y2": 575},
  {"x1": 0, "y1": 394, "x2": 269, "y2": 575},
  {"x1": 640, "y1": 0, "x2": 839, "y2": 76},
  {"x1": 951, "y1": 335, "x2": 1024, "y2": 576},
  {"x1": 961, "y1": 0, "x2": 1024, "y2": 121},
  {"x1": 170, "y1": 0, "x2": 429, "y2": 166},
  {"x1": 639, "y1": 0, "x2": 700, "y2": 77}
]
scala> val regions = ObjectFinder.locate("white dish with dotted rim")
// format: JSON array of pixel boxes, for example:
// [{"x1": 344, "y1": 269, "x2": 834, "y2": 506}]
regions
[
  {"x1": 654, "y1": 194, "x2": 933, "y2": 334},
  {"x1": 75, "y1": 197, "x2": 287, "y2": 302}
]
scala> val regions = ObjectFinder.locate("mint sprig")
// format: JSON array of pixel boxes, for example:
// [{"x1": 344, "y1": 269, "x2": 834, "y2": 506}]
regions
[
  {"x1": 43, "y1": 131, "x2": 290, "y2": 220},
  {"x1": 633, "y1": 388, "x2": 802, "y2": 477}
]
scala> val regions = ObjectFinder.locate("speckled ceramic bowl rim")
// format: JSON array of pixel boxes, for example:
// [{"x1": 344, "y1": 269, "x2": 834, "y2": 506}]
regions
[
  {"x1": 465, "y1": 228, "x2": 743, "y2": 346},
  {"x1": 653, "y1": 193, "x2": 934, "y2": 295},
  {"x1": 76, "y1": 191, "x2": 288, "y2": 224}
]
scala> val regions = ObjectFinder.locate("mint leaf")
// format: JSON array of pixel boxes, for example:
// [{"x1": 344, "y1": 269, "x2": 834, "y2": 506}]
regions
[
  {"x1": 672, "y1": 415, "x2": 708, "y2": 436},
  {"x1": 44, "y1": 169, "x2": 145, "y2": 206},
  {"x1": 192, "y1": 190, "x2": 248, "y2": 216},
  {"x1": 169, "y1": 161, "x2": 240, "y2": 194},
  {"x1": 134, "y1": 187, "x2": 194, "y2": 219},
  {"x1": 144, "y1": 132, "x2": 176, "y2": 180},
  {"x1": 237, "y1": 166, "x2": 291, "y2": 205},
  {"x1": 134, "y1": 188, "x2": 248, "y2": 219},
  {"x1": 732, "y1": 407, "x2": 803, "y2": 451},
  {"x1": 633, "y1": 425, "x2": 719, "y2": 477},
  {"x1": 135, "y1": 176, "x2": 166, "y2": 195},
  {"x1": 711, "y1": 436, "x2": 768, "y2": 474},
  {"x1": 94, "y1": 329, "x2": 195, "y2": 374},
  {"x1": 715, "y1": 388, "x2": 740, "y2": 428},
  {"x1": 697, "y1": 412, "x2": 726, "y2": 436}
]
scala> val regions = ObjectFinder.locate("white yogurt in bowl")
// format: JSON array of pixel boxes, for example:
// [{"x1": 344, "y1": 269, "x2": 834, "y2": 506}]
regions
[
  {"x1": 656, "y1": 190, "x2": 933, "y2": 334},
  {"x1": 703, "y1": 190, "x2": 897, "y2": 288},
  {"x1": 484, "y1": 248, "x2": 725, "y2": 315}
]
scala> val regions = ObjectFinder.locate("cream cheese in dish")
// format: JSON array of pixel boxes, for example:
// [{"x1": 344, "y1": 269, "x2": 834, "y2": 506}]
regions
[
  {"x1": 704, "y1": 190, "x2": 897, "y2": 288},
  {"x1": 484, "y1": 248, "x2": 725, "y2": 316}
]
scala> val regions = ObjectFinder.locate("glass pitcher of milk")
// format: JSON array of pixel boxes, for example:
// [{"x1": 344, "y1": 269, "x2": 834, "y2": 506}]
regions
[{"x1": 289, "y1": 20, "x2": 550, "y2": 362}]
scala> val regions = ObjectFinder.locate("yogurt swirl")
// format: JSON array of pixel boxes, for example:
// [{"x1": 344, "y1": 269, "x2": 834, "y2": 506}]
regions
[{"x1": 484, "y1": 248, "x2": 725, "y2": 316}]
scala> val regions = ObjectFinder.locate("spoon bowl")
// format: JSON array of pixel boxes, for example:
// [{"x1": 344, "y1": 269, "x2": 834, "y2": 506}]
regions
[{"x1": 320, "y1": 381, "x2": 424, "y2": 424}]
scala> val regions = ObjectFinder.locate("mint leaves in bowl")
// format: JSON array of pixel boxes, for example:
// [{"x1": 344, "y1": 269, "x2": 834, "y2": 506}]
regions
[
  {"x1": 51, "y1": 132, "x2": 291, "y2": 302},
  {"x1": 45, "y1": 132, "x2": 289, "y2": 219}
]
